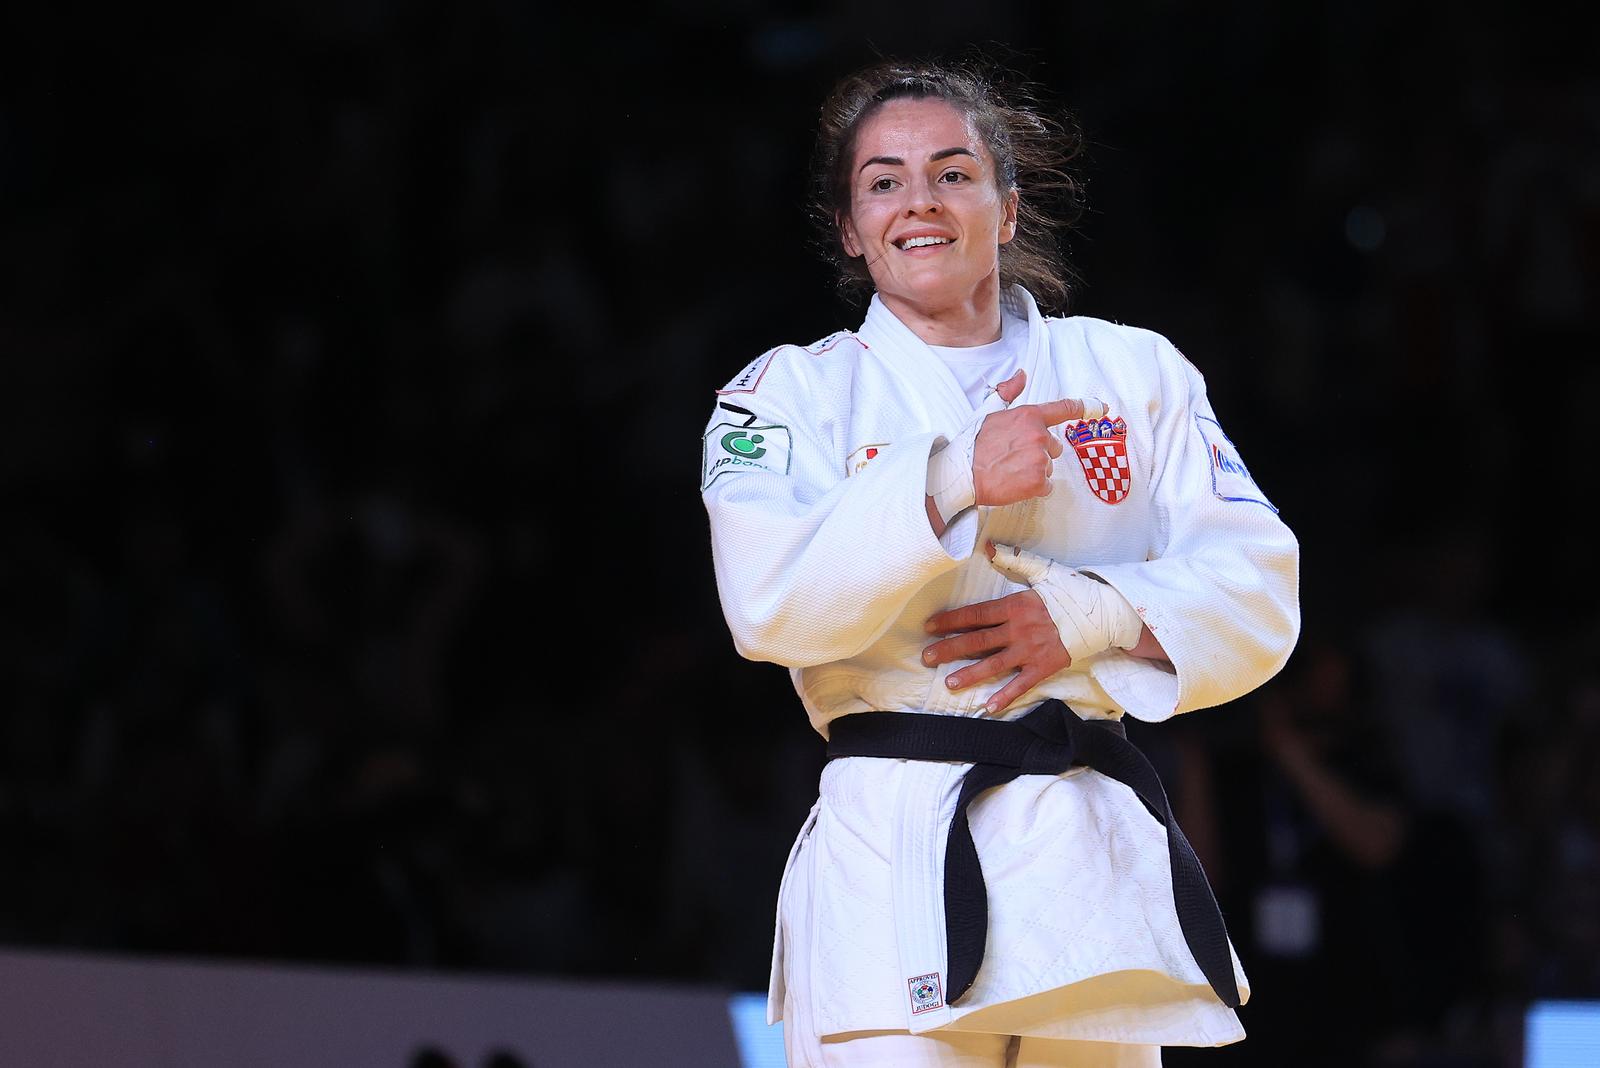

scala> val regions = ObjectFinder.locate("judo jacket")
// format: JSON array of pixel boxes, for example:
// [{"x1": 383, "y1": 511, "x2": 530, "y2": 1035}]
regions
[{"x1": 700, "y1": 285, "x2": 1300, "y2": 1043}]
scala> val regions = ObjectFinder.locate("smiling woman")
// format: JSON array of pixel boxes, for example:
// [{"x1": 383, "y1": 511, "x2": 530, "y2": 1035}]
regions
[{"x1": 700, "y1": 57, "x2": 1300, "y2": 1068}]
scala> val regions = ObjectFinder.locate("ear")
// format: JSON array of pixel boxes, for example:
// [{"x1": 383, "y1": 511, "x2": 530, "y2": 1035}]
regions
[
  {"x1": 999, "y1": 190, "x2": 1020, "y2": 246},
  {"x1": 838, "y1": 210, "x2": 862, "y2": 259}
]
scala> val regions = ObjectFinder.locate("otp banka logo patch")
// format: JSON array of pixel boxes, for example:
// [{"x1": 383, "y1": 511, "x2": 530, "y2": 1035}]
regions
[
  {"x1": 700, "y1": 422, "x2": 792, "y2": 489},
  {"x1": 721, "y1": 429, "x2": 768, "y2": 459}
]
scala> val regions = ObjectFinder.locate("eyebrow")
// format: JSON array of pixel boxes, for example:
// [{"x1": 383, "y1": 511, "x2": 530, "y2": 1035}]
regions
[{"x1": 857, "y1": 147, "x2": 978, "y2": 174}]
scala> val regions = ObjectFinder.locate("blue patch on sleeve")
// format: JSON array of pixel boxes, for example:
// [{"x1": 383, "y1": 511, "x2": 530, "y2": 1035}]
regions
[{"x1": 1196, "y1": 415, "x2": 1277, "y2": 513}]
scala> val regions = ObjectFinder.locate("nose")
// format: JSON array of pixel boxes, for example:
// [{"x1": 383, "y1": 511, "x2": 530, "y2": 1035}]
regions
[{"x1": 904, "y1": 174, "x2": 941, "y2": 216}]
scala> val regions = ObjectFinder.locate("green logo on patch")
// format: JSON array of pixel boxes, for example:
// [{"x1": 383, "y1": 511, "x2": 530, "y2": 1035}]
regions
[
  {"x1": 721, "y1": 430, "x2": 768, "y2": 459},
  {"x1": 701, "y1": 421, "x2": 792, "y2": 490}
]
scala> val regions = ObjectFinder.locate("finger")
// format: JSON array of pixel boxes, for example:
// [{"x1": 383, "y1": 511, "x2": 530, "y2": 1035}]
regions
[
  {"x1": 981, "y1": 668, "x2": 1047, "y2": 716},
  {"x1": 1045, "y1": 434, "x2": 1063, "y2": 459},
  {"x1": 923, "y1": 625, "x2": 1009, "y2": 668},
  {"x1": 986, "y1": 543, "x2": 1053, "y2": 585},
  {"x1": 945, "y1": 650, "x2": 1017, "y2": 692},
  {"x1": 975, "y1": 380, "x2": 1012, "y2": 419},
  {"x1": 925, "y1": 598, "x2": 1010, "y2": 634},
  {"x1": 1033, "y1": 397, "x2": 1090, "y2": 426},
  {"x1": 994, "y1": 369, "x2": 1027, "y2": 405}
]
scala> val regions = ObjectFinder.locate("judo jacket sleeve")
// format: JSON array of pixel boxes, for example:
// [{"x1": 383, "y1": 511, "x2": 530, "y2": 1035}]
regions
[
  {"x1": 1075, "y1": 331, "x2": 1301, "y2": 720},
  {"x1": 701, "y1": 345, "x2": 982, "y2": 669}
]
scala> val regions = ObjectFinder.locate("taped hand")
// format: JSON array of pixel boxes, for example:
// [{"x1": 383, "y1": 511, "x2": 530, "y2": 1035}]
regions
[{"x1": 984, "y1": 541, "x2": 1144, "y2": 664}]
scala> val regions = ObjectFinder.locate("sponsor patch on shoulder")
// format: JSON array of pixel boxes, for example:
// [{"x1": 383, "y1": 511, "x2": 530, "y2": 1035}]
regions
[
  {"x1": 1196, "y1": 414, "x2": 1277, "y2": 512},
  {"x1": 908, "y1": 972, "x2": 944, "y2": 1014},
  {"x1": 701, "y1": 422, "x2": 792, "y2": 489}
]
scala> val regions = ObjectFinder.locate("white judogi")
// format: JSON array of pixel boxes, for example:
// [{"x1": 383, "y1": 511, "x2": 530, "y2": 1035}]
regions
[{"x1": 700, "y1": 286, "x2": 1300, "y2": 1046}]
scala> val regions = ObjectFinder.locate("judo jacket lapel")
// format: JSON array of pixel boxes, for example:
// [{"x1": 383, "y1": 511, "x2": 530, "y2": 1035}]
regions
[
  {"x1": 856, "y1": 293, "x2": 978, "y2": 437},
  {"x1": 856, "y1": 286, "x2": 1060, "y2": 436}
]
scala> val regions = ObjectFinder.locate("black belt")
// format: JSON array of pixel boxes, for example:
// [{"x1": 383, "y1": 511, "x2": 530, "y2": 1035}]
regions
[{"x1": 826, "y1": 698, "x2": 1239, "y2": 1008}]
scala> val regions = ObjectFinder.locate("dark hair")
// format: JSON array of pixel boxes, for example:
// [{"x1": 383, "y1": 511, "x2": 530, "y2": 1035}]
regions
[{"x1": 810, "y1": 56, "x2": 1086, "y2": 315}]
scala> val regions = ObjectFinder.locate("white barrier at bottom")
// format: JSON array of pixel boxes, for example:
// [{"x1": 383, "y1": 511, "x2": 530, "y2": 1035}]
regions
[{"x1": 0, "y1": 947, "x2": 748, "y2": 1068}]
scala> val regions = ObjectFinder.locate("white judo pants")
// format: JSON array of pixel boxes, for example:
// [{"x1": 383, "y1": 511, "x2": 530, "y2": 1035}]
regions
[{"x1": 780, "y1": 834, "x2": 1162, "y2": 1068}]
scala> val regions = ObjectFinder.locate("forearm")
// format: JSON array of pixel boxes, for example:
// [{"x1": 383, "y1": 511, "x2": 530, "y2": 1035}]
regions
[
  {"x1": 708, "y1": 433, "x2": 977, "y2": 667},
  {"x1": 1081, "y1": 330, "x2": 1300, "y2": 716},
  {"x1": 1126, "y1": 623, "x2": 1170, "y2": 665},
  {"x1": 1083, "y1": 536, "x2": 1299, "y2": 715}
]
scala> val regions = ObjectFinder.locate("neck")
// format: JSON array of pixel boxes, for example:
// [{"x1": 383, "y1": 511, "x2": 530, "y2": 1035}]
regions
[{"x1": 880, "y1": 274, "x2": 1005, "y2": 348}]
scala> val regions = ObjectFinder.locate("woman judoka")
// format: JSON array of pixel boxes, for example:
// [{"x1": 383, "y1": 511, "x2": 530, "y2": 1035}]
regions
[{"x1": 700, "y1": 57, "x2": 1300, "y2": 1067}]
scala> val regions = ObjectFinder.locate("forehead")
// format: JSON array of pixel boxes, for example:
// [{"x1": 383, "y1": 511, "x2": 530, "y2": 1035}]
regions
[{"x1": 852, "y1": 97, "x2": 985, "y2": 166}]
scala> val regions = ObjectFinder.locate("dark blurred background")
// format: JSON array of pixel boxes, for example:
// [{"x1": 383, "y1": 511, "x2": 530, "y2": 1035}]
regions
[{"x1": 1, "y1": 2, "x2": 1595, "y2": 1065}]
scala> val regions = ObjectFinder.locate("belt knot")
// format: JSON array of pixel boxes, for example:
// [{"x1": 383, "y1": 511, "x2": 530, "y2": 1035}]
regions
[{"x1": 1018, "y1": 736, "x2": 1076, "y2": 776}]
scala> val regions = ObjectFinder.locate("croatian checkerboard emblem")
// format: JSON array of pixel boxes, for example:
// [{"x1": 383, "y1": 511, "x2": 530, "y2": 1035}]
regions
[
  {"x1": 908, "y1": 972, "x2": 944, "y2": 1014},
  {"x1": 1065, "y1": 411, "x2": 1130, "y2": 504}
]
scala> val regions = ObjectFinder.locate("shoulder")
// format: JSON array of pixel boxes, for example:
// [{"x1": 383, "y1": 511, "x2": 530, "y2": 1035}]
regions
[
  {"x1": 702, "y1": 330, "x2": 859, "y2": 492},
  {"x1": 713, "y1": 329, "x2": 864, "y2": 400},
  {"x1": 1044, "y1": 315, "x2": 1205, "y2": 384},
  {"x1": 1043, "y1": 314, "x2": 1176, "y2": 357}
]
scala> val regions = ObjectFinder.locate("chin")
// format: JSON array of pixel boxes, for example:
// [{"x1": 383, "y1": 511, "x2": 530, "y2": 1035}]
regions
[{"x1": 896, "y1": 277, "x2": 979, "y2": 305}]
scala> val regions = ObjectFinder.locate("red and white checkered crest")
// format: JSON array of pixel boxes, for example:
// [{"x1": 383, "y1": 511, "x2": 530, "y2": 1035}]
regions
[{"x1": 1065, "y1": 415, "x2": 1131, "y2": 504}]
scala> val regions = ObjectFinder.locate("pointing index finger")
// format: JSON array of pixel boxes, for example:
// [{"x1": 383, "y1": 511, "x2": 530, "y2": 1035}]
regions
[{"x1": 1034, "y1": 397, "x2": 1104, "y2": 426}]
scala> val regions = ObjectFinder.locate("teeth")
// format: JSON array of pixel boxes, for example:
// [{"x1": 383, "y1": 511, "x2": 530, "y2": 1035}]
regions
[{"x1": 900, "y1": 236, "x2": 951, "y2": 249}]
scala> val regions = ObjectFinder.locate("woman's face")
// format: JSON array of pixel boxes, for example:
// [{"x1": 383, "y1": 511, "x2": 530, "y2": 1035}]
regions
[{"x1": 841, "y1": 97, "x2": 1018, "y2": 314}]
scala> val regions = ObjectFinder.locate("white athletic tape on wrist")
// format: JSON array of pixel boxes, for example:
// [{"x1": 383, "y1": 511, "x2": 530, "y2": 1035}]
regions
[
  {"x1": 926, "y1": 387, "x2": 1010, "y2": 523},
  {"x1": 986, "y1": 542, "x2": 1143, "y2": 662},
  {"x1": 926, "y1": 444, "x2": 975, "y2": 524}
]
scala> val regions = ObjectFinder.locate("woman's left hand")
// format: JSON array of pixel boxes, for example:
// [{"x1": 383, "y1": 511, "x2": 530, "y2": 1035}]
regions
[{"x1": 922, "y1": 544, "x2": 1071, "y2": 715}]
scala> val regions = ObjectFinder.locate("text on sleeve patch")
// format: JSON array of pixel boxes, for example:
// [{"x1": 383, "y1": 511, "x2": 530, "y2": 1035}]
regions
[
  {"x1": 1195, "y1": 414, "x2": 1277, "y2": 512},
  {"x1": 701, "y1": 422, "x2": 792, "y2": 489}
]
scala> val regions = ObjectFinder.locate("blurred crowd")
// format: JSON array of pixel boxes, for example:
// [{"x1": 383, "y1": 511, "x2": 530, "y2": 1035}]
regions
[{"x1": 1, "y1": 3, "x2": 1596, "y2": 1066}]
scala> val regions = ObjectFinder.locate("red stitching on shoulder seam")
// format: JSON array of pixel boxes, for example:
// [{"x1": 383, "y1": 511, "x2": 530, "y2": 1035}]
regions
[{"x1": 807, "y1": 332, "x2": 862, "y2": 356}]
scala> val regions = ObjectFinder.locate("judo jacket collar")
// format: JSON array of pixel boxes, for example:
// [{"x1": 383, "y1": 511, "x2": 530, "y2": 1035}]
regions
[{"x1": 856, "y1": 285, "x2": 1061, "y2": 436}]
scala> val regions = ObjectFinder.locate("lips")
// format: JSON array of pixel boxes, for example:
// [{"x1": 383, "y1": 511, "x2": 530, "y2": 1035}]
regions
[{"x1": 894, "y1": 232, "x2": 955, "y2": 250}]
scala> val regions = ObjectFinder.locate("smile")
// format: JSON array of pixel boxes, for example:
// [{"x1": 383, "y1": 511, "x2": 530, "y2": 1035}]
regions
[{"x1": 896, "y1": 236, "x2": 953, "y2": 250}]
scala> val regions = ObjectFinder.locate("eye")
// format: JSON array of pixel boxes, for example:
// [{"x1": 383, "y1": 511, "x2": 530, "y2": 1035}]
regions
[
  {"x1": 870, "y1": 175, "x2": 898, "y2": 192},
  {"x1": 938, "y1": 170, "x2": 968, "y2": 184}
]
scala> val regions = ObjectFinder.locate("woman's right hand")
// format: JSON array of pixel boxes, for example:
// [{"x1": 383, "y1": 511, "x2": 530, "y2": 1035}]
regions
[{"x1": 972, "y1": 370, "x2": 1100, "y2": 507}]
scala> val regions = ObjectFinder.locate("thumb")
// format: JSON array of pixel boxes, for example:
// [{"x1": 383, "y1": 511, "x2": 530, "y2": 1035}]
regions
[
  {"x1": 993, "y1": 369, "x2": 1027, "y2": 405},
  {"x1": 986, "y1": 542, "x2": 1053, "y2": 585}
]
